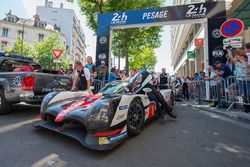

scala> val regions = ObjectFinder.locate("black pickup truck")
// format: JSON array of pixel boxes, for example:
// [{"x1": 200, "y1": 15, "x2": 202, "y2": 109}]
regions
[{"x1": 0, "y1": 52, "x2": 71, "y2": 114}]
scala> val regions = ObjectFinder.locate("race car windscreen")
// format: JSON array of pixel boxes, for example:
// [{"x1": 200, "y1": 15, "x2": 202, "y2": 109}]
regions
[{"x1": 100, "y1": 81, "x2": 129, "y2": 95}]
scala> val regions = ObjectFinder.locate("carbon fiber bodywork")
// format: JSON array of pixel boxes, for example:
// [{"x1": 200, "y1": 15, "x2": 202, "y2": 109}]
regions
[{"x1": 34, "y1": 68, "x2": 174, "y2": 150}]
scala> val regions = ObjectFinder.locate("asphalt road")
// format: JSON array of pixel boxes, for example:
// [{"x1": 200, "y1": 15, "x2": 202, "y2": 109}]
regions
[{"x1": 0, "y1": 103, "x2": 250, "y2": 167}]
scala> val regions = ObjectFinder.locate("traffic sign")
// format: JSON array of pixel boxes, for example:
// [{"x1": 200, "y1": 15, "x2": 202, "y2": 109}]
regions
[
  {"x1": 51, "y1": 49, "x2": 63, "y2": 59},
  {"x1": 223, "y1": 36, "x2": 242, "y2": 45},
  {"x1": 223, "y1": 43, "x2": 242, "y2": 50},
  {"x1": 220, "y1": 19, "x2": 244, "y2": 38},
  {"x1": 194, "y1": 38, "x2": 204, "y2": 47},
  {"x1": 187, "y1": 51, "x2": 195, "y2": 59}
]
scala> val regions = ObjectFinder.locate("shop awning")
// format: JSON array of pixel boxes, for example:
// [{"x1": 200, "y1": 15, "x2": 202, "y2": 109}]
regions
[{"x1": 229, "y1": 0, "x2": 250, "y2": 28}]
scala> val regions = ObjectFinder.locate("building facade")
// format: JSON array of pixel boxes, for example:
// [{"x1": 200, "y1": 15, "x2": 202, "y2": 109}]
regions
[
  {"x1": 36, "y1": 0, "x2": 87, "y2": 64},
  {"x1": 171, "y1": 0, "x2": 234, "y2": 78},
  {"x1": 0, "y1": 11, "x2": 66, "y2": 53}
]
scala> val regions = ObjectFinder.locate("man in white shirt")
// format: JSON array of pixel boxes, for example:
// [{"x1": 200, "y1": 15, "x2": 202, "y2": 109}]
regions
[{"x1": 71, "y1": 61, "x2": 91, "y2": 94}]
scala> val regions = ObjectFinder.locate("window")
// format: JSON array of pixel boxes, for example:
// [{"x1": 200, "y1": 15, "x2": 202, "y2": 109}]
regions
[
  {"x1": 1, "y1": 41, "x2": 8, "y2": 50},
  {"x1": 38, "y1": 34, "x2": 44, "y2": 41},
  {"x1": 7, "y1": 16, "x2": 17, "y2": 22},
  {"x1": 37, "y1": 21, "x2": 47, "y2": 28},
  {"x1": 2, "y1": 28, "x2": 8, "y2": 37},
  {"x1": 18, "y1": 30, "x2": 23, "y2": 37}
]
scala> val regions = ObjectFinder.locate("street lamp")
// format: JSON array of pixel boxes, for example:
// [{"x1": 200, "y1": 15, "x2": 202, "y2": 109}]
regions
[{"x1": 21, "y1": 15, "x2": 35, "y2": 56}]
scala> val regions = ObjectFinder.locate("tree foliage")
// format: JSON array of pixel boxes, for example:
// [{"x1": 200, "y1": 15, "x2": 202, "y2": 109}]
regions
[
  {"x1": 32, "y1": 33, "x2": 67, "y2": 70},
  {"x1": 4, "y1": 36, "x2": 33, "y2": 57},
  {"x1": 4, "y1": 33, "x2": 68, "y2": 70},
  {"x1": 74, "y1": 0, "x2": 164, "y2": 71},
  {"x1": 129, "y1": 46, "x2": 157, "y2": 69}
]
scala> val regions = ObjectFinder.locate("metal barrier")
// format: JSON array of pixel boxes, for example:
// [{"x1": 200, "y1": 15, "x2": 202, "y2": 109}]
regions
[
  {"x1": 227, "y1": 76, "x2": 250, "y2": 111},
  {"x1": 188, "y1": 76, "x2": 250, "y2": 111}
]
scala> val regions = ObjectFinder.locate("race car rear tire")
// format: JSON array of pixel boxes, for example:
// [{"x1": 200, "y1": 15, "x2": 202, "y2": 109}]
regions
[
  {"x1": 169, "y1": 91, "x2": 177, "y2": 118},
  {"x1": 127, "y1": 98, "x2": 145, "y2": 136},
  {"x1": 169, "y1": 91, "x2": 175, "y2": 112},
  {"x1": 0, "y1": 89, "x2": 11, "y2": 115}
]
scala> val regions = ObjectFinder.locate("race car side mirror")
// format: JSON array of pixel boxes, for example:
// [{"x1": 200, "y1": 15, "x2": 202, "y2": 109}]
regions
[{"x1": 143, "y1": 88, "x2": 152, "y2": 93}]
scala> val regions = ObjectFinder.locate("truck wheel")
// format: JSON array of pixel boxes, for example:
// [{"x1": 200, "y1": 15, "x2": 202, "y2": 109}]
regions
[{"x1": 0, "y1": 89, "x2": 11, "y2": 114}]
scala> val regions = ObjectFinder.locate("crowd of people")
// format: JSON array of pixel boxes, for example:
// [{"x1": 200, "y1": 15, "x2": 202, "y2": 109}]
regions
[{"x1": 173, "y1": 43, "x2": 250, "y2": 111}]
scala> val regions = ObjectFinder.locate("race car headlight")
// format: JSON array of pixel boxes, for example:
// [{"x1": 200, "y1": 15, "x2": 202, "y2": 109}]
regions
[{"x1": 87, "y1": 100, "x2": 112, "y2": 130}]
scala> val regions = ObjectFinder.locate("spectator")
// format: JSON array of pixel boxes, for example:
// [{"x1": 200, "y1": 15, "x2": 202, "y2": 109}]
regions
[
  {"x1": 129, "y1": 69, "x2": 137, "y2": 78},
  {"x1": 150, "y1": 71, "x2": 158, "y2": 86},
  {"x1": 244, "y1": 43, "x2": 250, "y2": 75},
  {"x1": 85, "y1": 56, "x2": 97, "y2": 81},
  {"x1": 200, "y1": 71, "x2": 206, "y2": 80},
  {"x1": 97, "y1": 61, "x2": 108, "y2": 81},
  {"x1": 245, "y1": 42, "x2": 250, "y2": 65},
  {"x1": 160, "y1": 68, "x2": 168, "y2": 84},
  {"x1": 66, "y1": 64, "x2": 74, "y2": 78},
  {"x1": 71, "y1": 61, "x2": 91, "y2": 94},
  {"x1": 229, "y1": 49, "x2": 248, "y2": 77},
  {"x1": 108, "y1": 67, "x2": 117, "y2": 82},
  {"x1": 206, "y1": 66, "x2": 218, "y2": 106},
  {"x1": 226, "y1": 54, "x2": 235, "y2": 73},
  {"x1": 214, "y1": 61, "x2": 233, "y2": 79},
  {"x1": 194, "y1": 73, "x2": 202, "y2": 81},
  {"x1": 182, "y1": 78, "x2": 189, "y2": 100},
  {"x1": 58, "y1": 68, "x2": 65, "y2": 75}
]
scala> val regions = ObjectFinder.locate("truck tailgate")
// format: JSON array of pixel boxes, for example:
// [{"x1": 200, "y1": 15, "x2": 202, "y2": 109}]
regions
[{"x1": 33, "y1": 73, "x2": 71, "y2": 95}]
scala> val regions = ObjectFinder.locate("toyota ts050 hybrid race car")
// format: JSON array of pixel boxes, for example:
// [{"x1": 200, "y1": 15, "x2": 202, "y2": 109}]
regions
[{"x1": 33, "y1": 68, "x2": 176, "y2": 150}]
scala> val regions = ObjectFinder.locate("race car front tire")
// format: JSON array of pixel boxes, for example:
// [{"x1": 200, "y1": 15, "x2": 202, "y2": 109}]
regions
[{"x1": 127, "y1": 98, "x2": 145, "y2": 136}]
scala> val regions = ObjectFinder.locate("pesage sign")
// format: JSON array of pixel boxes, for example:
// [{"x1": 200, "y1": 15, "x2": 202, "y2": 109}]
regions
[{"x1": 96, "y1": 1, "x2": 226, "y2": 69}]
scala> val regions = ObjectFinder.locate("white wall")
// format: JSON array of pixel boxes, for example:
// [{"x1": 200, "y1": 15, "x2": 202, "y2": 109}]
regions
[{"x1": 37, "y1": 6, "x2": 73, "y2": 52}]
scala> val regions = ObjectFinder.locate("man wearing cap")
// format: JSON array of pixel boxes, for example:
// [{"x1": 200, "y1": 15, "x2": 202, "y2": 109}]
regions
[
  {"x1": 97, "y1": 61, "x2": 108, "y2": 81},
  {"x1": 214, "y1": 61, "x2": 232, "y2": 79}
]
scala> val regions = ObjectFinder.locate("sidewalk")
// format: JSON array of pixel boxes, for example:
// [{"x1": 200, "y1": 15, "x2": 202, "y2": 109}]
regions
[{"x1": 182, "y1": 100, "x2": 250, "y2": 124}]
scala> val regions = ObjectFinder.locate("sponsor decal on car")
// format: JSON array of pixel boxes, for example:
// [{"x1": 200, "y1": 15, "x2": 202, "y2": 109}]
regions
[
  {"x1": 115, "y1": 114, "x2": 125, "y2": 121},
  {"x1": 98, "y1": 137, "x2": 110, "y2": 145},
  {"x1": 12, "y1": 76, "x2": 22, "y2": 87},
  {"x1": 119, "y1": 105, "x2": 128, "y2": 110},
  {"x1": 107, "y1": 132, "x2": 127, "y2": 142}
]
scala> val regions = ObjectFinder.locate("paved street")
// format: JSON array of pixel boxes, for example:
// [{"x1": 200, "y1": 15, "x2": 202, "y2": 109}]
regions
[{"x1": 0, "y1": 103, "x2": 250, "y2": 167}]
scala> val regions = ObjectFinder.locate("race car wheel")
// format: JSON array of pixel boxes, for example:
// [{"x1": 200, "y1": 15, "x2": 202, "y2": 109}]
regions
[
  {"x1": 127, "y1": 99, "x2": 145, "y2": 136},
  {"x1": 169, "y1": 91, "x2": 175, "y2": 112},
  {"x1": 0, "y1": 89, "x2": 11, "y2": 115},
  {"x1": 169, "y1": 91, "x2": 177, "y2": 118}
]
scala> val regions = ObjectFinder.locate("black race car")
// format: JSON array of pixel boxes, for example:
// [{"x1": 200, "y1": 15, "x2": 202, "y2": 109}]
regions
[{"x1": 34, "y1": 68, "x2": 176, "y2": 150}]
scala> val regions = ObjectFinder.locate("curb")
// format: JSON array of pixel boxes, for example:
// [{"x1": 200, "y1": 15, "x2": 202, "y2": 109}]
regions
[{"x1": 185, "y1": 103, "x2": 250, "y2": 124}]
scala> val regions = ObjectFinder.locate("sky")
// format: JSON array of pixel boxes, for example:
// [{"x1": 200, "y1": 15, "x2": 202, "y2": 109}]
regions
[{"x1": 0, "y1": 0, "x2": 173, "y2": 73}]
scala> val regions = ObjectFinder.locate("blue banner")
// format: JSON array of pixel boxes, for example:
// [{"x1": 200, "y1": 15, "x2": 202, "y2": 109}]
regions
[{"x1": 96, "y1": 1, "x2": 226, "y2": 70}]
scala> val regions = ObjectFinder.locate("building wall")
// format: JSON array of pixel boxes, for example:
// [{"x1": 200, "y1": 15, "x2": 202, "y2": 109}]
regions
[
  {"x1": 0, "y1": 20, "x2": 66, "y2": 51},
  {"x1": 36, "y1": 6, "x2": 74, "y2": 52},
  {"x1": 36, "y1": 5, "x2": 86, "y2": 63}
]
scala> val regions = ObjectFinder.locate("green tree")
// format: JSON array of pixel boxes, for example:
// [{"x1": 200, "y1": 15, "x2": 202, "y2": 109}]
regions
[
  {"x1": 71, "y1": 0, "x2": 164, "y2": 72},
  {"x1": 32, "y1": 33, "x2": 67, "y2": 70},
  {"x1": 129, "y1": 46, "x2": 157, "y2": 69},
  {"x1": 4, "y1": 36, "x2": 33, "y2": 56}
]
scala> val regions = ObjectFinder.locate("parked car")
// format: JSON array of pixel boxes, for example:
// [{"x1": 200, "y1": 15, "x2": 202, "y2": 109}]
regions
[{"x1": 0, "y1": 52, "x2": 71, "y2": 114}]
